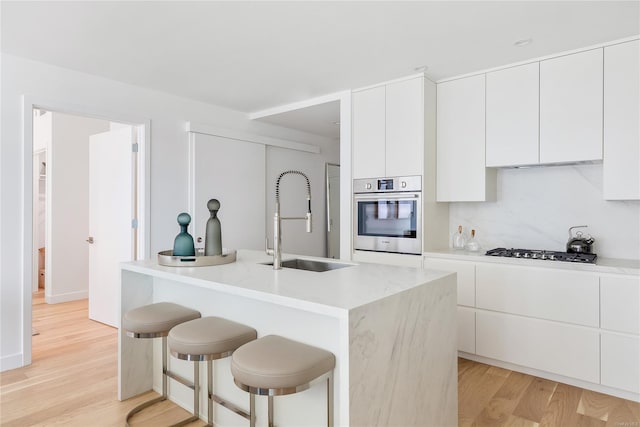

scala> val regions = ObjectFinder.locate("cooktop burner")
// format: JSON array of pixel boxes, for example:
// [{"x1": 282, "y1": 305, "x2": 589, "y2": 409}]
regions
[{"x1": 485, "y1": 248, "x2": 597, "y2": 264}]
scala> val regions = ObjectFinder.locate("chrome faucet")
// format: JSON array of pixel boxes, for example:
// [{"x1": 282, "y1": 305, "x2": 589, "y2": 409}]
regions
[{"x1": 266, "y1": 170, "x2": 312, "y2": 269}]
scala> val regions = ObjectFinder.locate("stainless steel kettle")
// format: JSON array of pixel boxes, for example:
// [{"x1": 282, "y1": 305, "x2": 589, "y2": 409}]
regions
[{"x1": 566, "y1": 225, "x2": 595, "y2": 253}]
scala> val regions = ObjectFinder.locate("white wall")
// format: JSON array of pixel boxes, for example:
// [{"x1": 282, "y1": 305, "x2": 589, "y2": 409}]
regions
[
  {"x1": 0, "y1": 53, "x2": 336, "y2": 371},
  {"x1": 266, "y1": 143, "x2": 340, "y2": 257},
  {"x1": 48, "y1": 112, "x2": 110, "y2": 303},
  {"x1": 449, "y1": 164, "x2": 640, "y2": 260}
]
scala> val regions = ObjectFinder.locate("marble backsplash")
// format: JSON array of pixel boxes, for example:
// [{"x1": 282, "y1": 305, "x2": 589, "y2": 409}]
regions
[{"x1": 448, "y1": 163, "x2": 640, "y2": 260}]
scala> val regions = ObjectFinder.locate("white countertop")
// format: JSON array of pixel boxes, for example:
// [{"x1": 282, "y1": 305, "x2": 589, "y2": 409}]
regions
[
  {"x1": 424, "y1": 249, "x2": 640, "y2": 275},
  {"x1": 122, "y1": 250, "x2": 453, "y2": 318}
]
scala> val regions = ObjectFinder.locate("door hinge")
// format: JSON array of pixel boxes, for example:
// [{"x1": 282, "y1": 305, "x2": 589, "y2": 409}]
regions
[
  {"x1": 131, "y1": 219, "x2": 138, "y2": 229},
  {"x1": 132, "y1": 143, "x2": 139, "y2": 153}
]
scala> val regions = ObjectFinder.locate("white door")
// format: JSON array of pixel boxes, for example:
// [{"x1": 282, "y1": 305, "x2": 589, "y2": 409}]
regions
[
  {"x1": 190, "y1": 133, "x2": 265, "y2": 251},
  {"x1": 327, "y1": 164, "x2": 340, "y2": 259},
  {"x1": 88, "y1": 127, "x2": 135, "y2": 327}
]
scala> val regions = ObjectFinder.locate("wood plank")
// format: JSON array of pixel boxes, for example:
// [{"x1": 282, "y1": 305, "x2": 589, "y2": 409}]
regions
[
  {"x1": 512, "y1": 377, "x2": 558, "y2": 423},
  {"x1": 473, "y1": 371, "x2": 534, "y2": 427},
  {"x1": 578, "y1": 389, "x2": 625, "y2": 421},
  {"x1": 539, "y1": 383, "x2": 582, "y2": 427},
  {"x1": 458, "y1": 361, "x2": 509, "y2": 426}
]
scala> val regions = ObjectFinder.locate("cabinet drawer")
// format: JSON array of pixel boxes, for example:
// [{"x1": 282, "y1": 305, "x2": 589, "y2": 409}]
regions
[
  {"x1": 476, "y1": 311, "x2": 600, "y2": 383},
  {"x1": 476, "y1": 263, "x2": 599, "y2": 327},
  {"x1": 424, "y1": 258, "x2": 475, "y2": 307},
  {"x1": 601, "y1": 333, "x2": 640, "y2": 393},
  {"x1": 601, "y1": 275, "x2": 640, "y2": 334},
  {"x1": 457, "y1": 306, "x2": 475, "y2": 354}
]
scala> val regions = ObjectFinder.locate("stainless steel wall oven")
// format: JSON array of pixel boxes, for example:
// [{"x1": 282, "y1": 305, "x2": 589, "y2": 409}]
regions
[{"x1": 353, "y1": 176, "x2": 422, "y2": 255}]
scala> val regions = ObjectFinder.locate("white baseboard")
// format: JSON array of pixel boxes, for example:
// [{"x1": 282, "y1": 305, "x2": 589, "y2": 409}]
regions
[
  {"x1": 45, "y1": 290, "x2": 88, "y2": 304},
  {"x1": 1, "y1": 352, "x2": 24, "y2": 372}
]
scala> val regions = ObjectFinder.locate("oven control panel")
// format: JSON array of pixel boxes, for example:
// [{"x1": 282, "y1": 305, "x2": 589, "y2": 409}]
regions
[{"x1": 353, "y1": 176, "x2": 422, "y2": 193}]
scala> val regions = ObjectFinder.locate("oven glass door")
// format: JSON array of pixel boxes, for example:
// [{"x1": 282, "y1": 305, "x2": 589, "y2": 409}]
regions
[{"x1": 356, "y1": 197, "x2": 418, "y2": 239}]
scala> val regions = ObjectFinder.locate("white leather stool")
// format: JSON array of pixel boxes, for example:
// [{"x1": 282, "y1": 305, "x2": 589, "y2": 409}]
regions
[
  {"x1": 123, "y1": 302, "x2": 201, "y2": 427},
  {"x1": 231, "y1": 335, "x2": 336, "y2": 427}
]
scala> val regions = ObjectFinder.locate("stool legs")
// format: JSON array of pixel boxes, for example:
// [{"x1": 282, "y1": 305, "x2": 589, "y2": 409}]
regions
[
  {"x1": 268, "y1": 396, "x2": 274, "y2": 427},
  {"x1": 205, "y1": 359, "x2": 255, "y2": 427}
]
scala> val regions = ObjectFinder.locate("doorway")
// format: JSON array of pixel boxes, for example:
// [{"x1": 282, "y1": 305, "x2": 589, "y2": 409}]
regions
[
  {"x1": 26, "y1": 102, "x2": 149, "y2": 364},
  {"x1": 326, "y1": 163, "x2": 341, "y2": 259}
]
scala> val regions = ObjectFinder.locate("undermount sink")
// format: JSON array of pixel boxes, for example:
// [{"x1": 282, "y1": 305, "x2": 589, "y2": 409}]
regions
[{"x1": 263, "y1": 258, "x2": 353, "y2": 272}]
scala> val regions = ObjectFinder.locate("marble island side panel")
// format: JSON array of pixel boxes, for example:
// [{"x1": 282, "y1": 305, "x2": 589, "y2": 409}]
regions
[{"x1": 349, "y1": 273, "x2": 458, "y2": 427}]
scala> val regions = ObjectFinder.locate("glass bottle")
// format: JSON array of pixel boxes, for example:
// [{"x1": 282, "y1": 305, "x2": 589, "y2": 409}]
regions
[
  {"x1": 452, "y1": 225, "x2": 466, "y2": 250},
  {"x1": 205, "y1": 199, "x2": 222, "y2": 256},
  {"x1": 466, "y1": 229, "x2": 481, "y2": 252},
  {"x1": 173, "y1": 212, "x2": 195, "y2": 256}
]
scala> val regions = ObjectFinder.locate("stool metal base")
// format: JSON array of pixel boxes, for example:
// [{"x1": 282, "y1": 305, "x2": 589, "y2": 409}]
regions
[
  {"x1": 125, "y1": 335, "x2": 200, "y2": 427},
  {"x1": 234, "y1": 372, "x2": 333, "y2": 427}
]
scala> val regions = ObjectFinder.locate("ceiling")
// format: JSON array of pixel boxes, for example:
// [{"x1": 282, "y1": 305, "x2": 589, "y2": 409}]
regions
[{"x1": 2, "y1": 1, "x2": 638, "y2": 139}]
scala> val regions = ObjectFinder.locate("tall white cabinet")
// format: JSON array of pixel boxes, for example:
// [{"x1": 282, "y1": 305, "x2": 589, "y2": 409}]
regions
[
  {"x1": 436, "y1": 74, "x2": 495, "y2": 202},
  {"x1": 352, "y1": 76, "x2": 425, "y2": 179},
  {"x1": 352, "y1": 76, "x2": 450, "y2": 252},
  {"x1": 539, "y1": 49, "x2": 604, "y2": 164},
  {"x1": 603, "y1": 40, "x2": 640, "y2": 200}
]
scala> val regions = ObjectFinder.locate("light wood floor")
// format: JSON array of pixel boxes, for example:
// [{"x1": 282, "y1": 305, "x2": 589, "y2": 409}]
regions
[{"x1": 1, "y1": 294, "x2": 639, "y2": 426}]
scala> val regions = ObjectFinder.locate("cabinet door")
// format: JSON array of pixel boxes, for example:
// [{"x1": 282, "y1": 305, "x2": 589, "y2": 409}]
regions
[
  {"x1": 424, "y1": 258, "x2": 475, "y2": 307},
  {"x1": 486, "y1": 63, "x2": 540, "y2": 166},
  {"x1": 437, "y1": 75, "x2": 494, "y2": 201},
  {"x1": 604, "y1": 40, "x2": 640, "y2": 200},
  {"x1": 601, "y1": 274, "x2": 640, "y2": 334},
  {"x1": 540, "y1": 49, "x2": 603, "y2": 163},
  {"x1": 386, "y1": 77, "x2": 423, "y2": 177},
  {"x1": 601, "y1": 333, "x2": 640, "y2": 393},
  {"x1": 476, "y1": 263, "x2": 599, "y2": 327},
  {"x1": 476, "y1": 311, "x2": 600, "y2": 383},
  {"x1": 457, "y1": 306, "x2": 476, "y2": 354},
  {"x1": 352, "y1": 86, "x2": 386, "y2": 179}
]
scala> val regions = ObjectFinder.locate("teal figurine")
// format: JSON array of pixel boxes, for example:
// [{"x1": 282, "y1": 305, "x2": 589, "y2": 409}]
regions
[
  {"x1": 173, "y1": 212, "x2": 195, "y2": 256},
  {"x1": 205, "y1": 199, "x2": 222, "y2": 256}
]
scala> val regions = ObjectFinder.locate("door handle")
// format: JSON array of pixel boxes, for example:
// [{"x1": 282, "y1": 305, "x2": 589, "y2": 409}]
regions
[{"x1": 86, "y1": 237, "x2": 94, "y2": 244}]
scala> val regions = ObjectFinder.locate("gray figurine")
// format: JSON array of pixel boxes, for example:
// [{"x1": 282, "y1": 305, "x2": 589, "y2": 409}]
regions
[{"x1": 204, "y1": 199, "x2": 222, "y2": 256}]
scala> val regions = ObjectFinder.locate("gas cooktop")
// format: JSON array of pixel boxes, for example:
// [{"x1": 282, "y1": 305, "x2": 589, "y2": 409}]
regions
[{"x1": 485, "y1": 248, "x2": 597, "y2": 264}]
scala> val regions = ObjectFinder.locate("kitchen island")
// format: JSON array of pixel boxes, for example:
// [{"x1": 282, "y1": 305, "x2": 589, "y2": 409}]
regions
[{"x1": 118, "y1": 250, "x2": 457, "y2": 426}]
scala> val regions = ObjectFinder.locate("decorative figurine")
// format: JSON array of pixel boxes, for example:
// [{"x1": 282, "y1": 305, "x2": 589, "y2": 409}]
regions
[
  {"x1": 173, "y1": 212, "x2": 195, "y2": 256},
  {"x1": 205, "y1": 199, "x2": 222, "y2": 256}
]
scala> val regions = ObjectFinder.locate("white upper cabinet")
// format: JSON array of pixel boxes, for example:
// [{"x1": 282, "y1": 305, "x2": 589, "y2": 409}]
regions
[
  {"x1": 603, "y1": 40, "x2": 640, "y2": 200},
  {"x1": 352, "y1": 86, "x2": 386, "y2": 179},
  {"x1": 386, "y1": 77, "x2": 424, "y2": 177},
  {"x1": 540, "y1": 49, "x2": 604, "y2": 164},
  {"x1": 352, "y1": 77, "x2": 424, "y2": 179},
  {"x1": 486, "y1": 63, "x2": 540, "y2": 167},
  {"x1": 437, "y1": 74, "x2": 495, "y2": 202}
]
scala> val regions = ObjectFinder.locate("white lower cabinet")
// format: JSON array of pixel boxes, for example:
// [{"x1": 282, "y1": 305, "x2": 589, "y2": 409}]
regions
[
  {"x1": 601, "y1": 333, "x2": 640, "y2": 393},
  {"x1": 476, "y1": 263, "x2": 599, "y2": 327},
  {"x1": 476, "y1": 310, "x2": 600, "y2": 383},
  {"x1": 423, "y1": 254, "x2": 640, "y2": 400},
  {"x1": 424, "y1": 258, "x2": 475, "y2": 307},
  {"x1": 601, "y1": 274, "x2": 640, "y2": 334},
  {"x1": 457, "y1": 306, "x2": 476, "y2": 354}
]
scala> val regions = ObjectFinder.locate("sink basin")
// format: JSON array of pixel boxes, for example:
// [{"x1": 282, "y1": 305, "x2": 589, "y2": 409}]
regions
[{"x1": 263, "y1": 258, "x2": 352, "y2": 272}]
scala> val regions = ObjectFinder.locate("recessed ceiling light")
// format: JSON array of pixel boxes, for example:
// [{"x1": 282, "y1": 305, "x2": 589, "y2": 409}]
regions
[
  {"x1": 414, "y1": 65, "x2": 428, "y2": 73},
  {"x1": 514, "y1": 38, "x2": 533, "y2": 47}
]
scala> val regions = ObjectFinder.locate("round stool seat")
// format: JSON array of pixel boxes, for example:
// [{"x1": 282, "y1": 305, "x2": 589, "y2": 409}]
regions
[
  {"x1": 168, "y1": 317, "x2": 257, "y2": 360},
  {"x1": 231, "y1": 335, "x2": 336, "y2": 392},
  {"x1": 124, "y1": 302, "x2": 201, "y2": 336}
]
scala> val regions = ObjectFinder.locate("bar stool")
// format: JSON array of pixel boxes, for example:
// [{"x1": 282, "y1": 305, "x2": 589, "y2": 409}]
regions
[
  {"x1": 231, "y1": 335, "x2": 336, "y2": 427},
  {"x1": 168, "y1": 317, "x2": 258, "y2": 426},
  {"x1": 123, "y1": 302, "x2": 201, "y2": 427}
]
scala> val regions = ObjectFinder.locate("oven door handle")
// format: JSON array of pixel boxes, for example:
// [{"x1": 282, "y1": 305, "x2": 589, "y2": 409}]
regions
[{"x1": 354, "y1": 193, "x2": 420, "y2": 201}]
